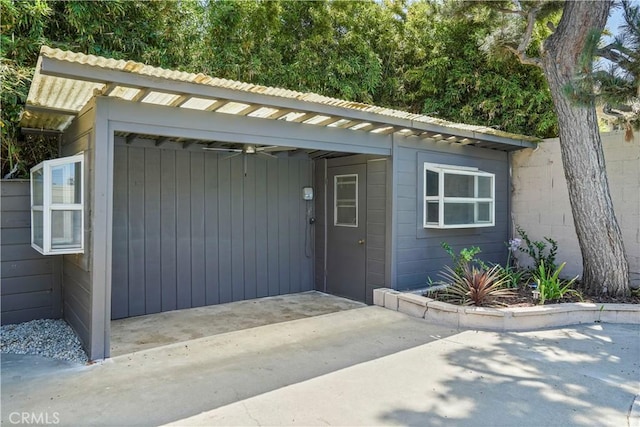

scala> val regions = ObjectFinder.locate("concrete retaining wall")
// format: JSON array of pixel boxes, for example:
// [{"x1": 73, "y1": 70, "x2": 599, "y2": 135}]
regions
[{"x1": 511, "y1": 132, "x2": 640, "y2": 287}]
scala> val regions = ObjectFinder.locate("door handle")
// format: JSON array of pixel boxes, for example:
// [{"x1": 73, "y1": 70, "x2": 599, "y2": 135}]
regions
[{"x1": 358, "y1": 239, "x2": 365, "y2": 245}]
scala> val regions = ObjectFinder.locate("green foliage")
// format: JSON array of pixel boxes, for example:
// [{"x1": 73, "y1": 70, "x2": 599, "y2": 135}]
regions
[
  {"x1": 439, "y1": 264, "x2": 514, "y2": 307},
  {"x1": 515, "y1": 225, "x2": 558, "y2": 273},
  {"x1": 1, "y1": 0, "x2": 559, "y2": 178},
  {"x1": 493, "y1": 264, "x2": 526, "y2": 289},
  {"x1": 440, "y1": 242, "x2": 486, "y2": 275},
  {"x1": 533, "y1": 262, "x2": 581, "y2": 304}
]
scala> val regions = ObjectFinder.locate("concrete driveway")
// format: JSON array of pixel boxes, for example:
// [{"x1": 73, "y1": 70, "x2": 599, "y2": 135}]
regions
[{"x1": 2, "y1": 306, "x2": 639, "y2": 427}]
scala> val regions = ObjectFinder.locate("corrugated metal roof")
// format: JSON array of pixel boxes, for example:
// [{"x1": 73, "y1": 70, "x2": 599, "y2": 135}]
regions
[{"x1": 20, "y1": 46, "x2": 538, "y2": 149}]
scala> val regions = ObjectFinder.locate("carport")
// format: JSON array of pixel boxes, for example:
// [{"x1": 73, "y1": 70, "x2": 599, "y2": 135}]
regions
[{"x1": 20, "y1": 46, "x2": 535, "y2": 360}]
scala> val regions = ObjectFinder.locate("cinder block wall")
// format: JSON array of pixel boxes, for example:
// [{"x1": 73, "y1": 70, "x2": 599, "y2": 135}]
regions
[
  {"x1": 1, "y1": 180, "x2": 62, "y2": 324},
  {"x1": 511, "y1": 132, "x2": 639, "y2": 287}
]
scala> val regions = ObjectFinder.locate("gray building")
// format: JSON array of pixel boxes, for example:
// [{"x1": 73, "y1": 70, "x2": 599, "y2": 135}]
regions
[{"x1": 16, "y1": 46, "x2": 536, "y2": 360}]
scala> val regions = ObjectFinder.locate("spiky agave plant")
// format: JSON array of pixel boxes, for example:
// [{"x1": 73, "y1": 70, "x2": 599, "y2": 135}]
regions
[{"x1": 439, "y1": 264, "x2": 514, "y2": 307}]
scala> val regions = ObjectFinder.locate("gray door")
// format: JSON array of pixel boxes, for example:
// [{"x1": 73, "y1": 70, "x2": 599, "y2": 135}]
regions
[{"x1": 326, "y1": 164, "x2": 366, "y2": 301}]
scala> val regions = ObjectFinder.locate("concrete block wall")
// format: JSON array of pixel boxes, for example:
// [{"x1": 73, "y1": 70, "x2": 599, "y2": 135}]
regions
[{"x1": 511, "y1": 132, "x2": 639, "y2": 287}]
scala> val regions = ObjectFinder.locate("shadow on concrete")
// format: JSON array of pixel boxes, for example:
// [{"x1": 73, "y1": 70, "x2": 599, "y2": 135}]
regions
[
  {"x1": 380, "y1": 323, "x2": 640, "y2": 426},
  {"x1": 2, "y1": 306, "x2": 459, "y2": 426}
]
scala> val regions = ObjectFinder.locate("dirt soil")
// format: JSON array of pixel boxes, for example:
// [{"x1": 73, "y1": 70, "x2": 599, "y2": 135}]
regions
[{"x1": 427, "y1": 283, "x2": 640, "y2": 308}]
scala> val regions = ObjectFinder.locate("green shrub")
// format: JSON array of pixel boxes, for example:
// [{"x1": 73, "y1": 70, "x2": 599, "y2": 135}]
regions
[
  {"x1": 440, "y1": 242, "x2": 487, "y2": 276},
  {"x1": 534, "y1": 262, "x2": 582, "y2": 304},
  {"x1": 439, "y1": 264, "x2": 514, "y2": 307},
  {"x1": 515, "y1": 225, "x2": 558, "y2": 273}
]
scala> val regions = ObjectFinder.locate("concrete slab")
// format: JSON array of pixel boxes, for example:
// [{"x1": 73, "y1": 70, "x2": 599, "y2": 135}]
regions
[
  {"x1": 2, "y1": 308, "x2": 638, "y2": 427},
  {"x1": 110, "y1": 291, "x2": 365, "y2": 356}
]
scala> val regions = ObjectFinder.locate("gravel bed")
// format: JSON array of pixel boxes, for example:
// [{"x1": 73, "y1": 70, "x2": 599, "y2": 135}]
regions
[{"x1": 1, "y1": 319, "x2": 88, "y2": 364}]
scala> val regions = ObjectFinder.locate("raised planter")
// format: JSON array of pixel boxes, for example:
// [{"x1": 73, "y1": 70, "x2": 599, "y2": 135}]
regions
[{"x1": 373, "y1": 288, "x2": 640, "y2": 331}]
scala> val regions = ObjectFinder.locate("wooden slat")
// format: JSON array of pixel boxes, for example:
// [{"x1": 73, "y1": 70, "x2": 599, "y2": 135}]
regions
[
  {"x1": 277, "y1": 159, "x2": 290, "y2": 295},
  {"x1": 144, "y1": 148, "x2": 162, "y2": 314},
  {"x1": 190, "y1": 152, "x2": 206, "y2": 307},
  {"x1": 266, "y1": 159, "x2": 280, "y2": 296},
  {"x1": 175, "y1": 150, "x2": 192, "y2": 309},
  {"x1": 217, "y1": 156, "x2": 233, "y2": 304},
  {"x1": 230, "y1": 155, "x2": 244, "y2": 302},
  {"x1": 204, "y1": 152, "x2": 220, "y2": 305},
  {"x1": 243, "y1": 156, "x2": 257, "y2": 300},
  {"x1": 160, "y1": 149, "x2": 177, "y2": 312},
  {"x1": 131, "y1": 87, "x2": 152, "y2": 102},
  {"x1": 289, "y1": 160, "x2": 301, "y2": 294},
  {"x1": 111, "y1": 145, "x2": 129, "y2": 319},
  {"x1": 127, "y1": 147, "x2": 145, "y2": 317},
  {"x1": 254, "y1": 156, "x2": 269, "y2": 298}
]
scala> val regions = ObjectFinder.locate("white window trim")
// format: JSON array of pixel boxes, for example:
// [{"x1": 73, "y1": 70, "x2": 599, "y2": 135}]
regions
[
  {"x1": 30, "y1": 154, "x2": 85, "y2": 255},
  {"x1": 334, "y1": 173, "x2": 358, "y2": 228},
  {"x1": 423, "y1": 163, "x2": 495, "y2": 229}
]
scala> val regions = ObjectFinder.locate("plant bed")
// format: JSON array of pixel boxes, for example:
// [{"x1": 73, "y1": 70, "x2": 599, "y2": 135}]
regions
[
  {"x1": 425, "y1": 282, "x2": 640, "y2": 308},
  {"x1": 373, "y1": 288, "x2": 640, "y2": 331}
]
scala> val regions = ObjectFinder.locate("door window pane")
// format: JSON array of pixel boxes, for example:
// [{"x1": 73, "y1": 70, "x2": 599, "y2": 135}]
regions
[{"x1": 335, "y1": 175, "x2": 358, "y2": 226}]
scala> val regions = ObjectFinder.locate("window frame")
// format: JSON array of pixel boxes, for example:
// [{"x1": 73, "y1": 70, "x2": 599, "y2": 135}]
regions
[
  {"x1": 30, "y1": 154, "x2": 85, "y2": 255},
  {"x1": 333, "y1": 173, "x2": 358, "y2": 227},
  {"x1": 423, "y1": 162, "x2": 495, "y2": 229}
]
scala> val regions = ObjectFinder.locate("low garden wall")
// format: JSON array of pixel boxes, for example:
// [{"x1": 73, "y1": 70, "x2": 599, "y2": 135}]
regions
[{"x1": 374, "y1": 288, "x2": 640, "y2": 331}]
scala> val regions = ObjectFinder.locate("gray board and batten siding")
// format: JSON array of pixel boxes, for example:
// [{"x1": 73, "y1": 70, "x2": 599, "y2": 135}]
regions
[
  {"x1": 391, "y1": 137, "x2": 510, "y2": 290},
  {"x1": 111, "y1": 137, "x2": 315, "y2": 319},
  {"x1": 58, "y1": 100, "x2": 97, "y2": 356},
  {"x1": 1, "y1": 180, "x2": 62, "y2": 325}
]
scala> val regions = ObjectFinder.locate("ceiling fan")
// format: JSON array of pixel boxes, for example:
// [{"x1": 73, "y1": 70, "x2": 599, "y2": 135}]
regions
[
  {"x1": 203, "y1": 144, "x2": 295, "y2": 159},
  {"x1": 202, "y1": 143, "x2": 297, "y2": 175}
]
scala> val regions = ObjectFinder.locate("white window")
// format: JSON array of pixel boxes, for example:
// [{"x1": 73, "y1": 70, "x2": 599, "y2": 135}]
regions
[
  {"x1": 423, "y1": 163, "x2": 495, "y2": 228},
  {"x1": 334, "y1": 174, "x2": 358, "y2": 227},
  {"x1": 31, "y1": 154, "x2": 84, "y2": 255}
]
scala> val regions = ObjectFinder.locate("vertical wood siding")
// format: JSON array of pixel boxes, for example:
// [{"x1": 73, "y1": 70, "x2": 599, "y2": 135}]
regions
[
  {"x1": 365, "y1": 159, "x2": 388, "y2": 303},
  {"x1": 111, "y1": 141, "x2": 314, "y2": 319},
  {"x1": 393, "y1": 140, "x2": 510, "y2": 290},
  {"x1": 59, "y1": 103, "x2": 96, "y2": 352},
  {"x1": 1, "y1": 180, "x2": 62, "y2": 325}
]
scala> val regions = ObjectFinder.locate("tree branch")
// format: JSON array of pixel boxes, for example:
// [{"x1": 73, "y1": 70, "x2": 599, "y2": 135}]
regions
[
  {"x1": 506, "y1": 4, "x2": 543, "y2": 68},
  {"x1": 496, "y1": 8, "x2": 527, "y2": 17}
]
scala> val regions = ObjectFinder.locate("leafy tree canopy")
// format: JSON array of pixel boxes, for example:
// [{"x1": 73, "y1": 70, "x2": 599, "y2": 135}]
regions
[{"x1": 1, "y1": 0, "x2": 557, "y2": 178}]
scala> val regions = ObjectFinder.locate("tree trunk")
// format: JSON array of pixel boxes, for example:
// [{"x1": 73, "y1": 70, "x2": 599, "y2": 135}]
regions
[{"x1": 542, "y1": 0, "x2": 629, "y2": 296}]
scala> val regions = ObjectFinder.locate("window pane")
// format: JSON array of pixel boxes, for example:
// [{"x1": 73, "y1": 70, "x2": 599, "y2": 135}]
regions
[
  {"x1": 477, "y1": 202, "x2": 492, "y2": 222},
  {"x1": 335, "y1": 175, "x2": 357, "y2": 226},
  {"x1": 477, "y1": 176, "x2": 492, "y2": 198},
  {"x1": 444, "y1": 202, "x2": 475, "y2": 225},
  {"x1": 51, "y1": 210, "x2": 82, "y2": 249},
  {"x1": 51, "y1": 162, "x2": 81, "y2": 204},
  {"x1": 425, "y1": 170, "x2": 439, "y2": 197},
  {"x1": 33, "y1": 210, "x2": 43, "y2": 249},
  {"x1": 426, "y1": 201, "x2": 439, "y2": 223},
  {"x1": 32, "y1": 168, "x2": 43, "y2": 206},
  {"x1": 444, "y1": 173, "x2": 474, "y2": 197}
]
